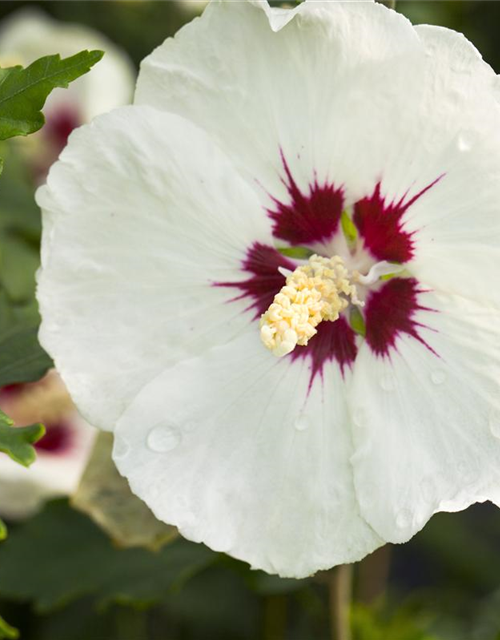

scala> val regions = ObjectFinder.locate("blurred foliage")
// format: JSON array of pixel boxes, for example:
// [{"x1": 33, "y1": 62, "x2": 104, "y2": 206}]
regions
[
  {"x1": 0, "y1": 616, "x2": 17, "y2": 640},
  {"x1": 0, "y1": 1, "x2": 498, "y2": 639},
  {"x1": 72, "y1": 433, "x2": 178, "y2": 550}
]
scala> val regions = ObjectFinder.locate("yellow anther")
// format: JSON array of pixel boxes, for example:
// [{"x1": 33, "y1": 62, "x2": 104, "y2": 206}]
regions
[{"x1": 260, "y1": 255, "x2": 361, "y2": 357}]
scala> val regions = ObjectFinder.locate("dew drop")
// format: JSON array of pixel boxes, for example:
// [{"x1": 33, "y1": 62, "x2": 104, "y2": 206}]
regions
[
  {"x1": 396, "y1": 508, "x2": 412, "y2": 530},
  {"x1": 352, "y1": 408, "x2": 367, "y2": 428},
  {"x1": 379, "y1": 374, "x2": 396, "y2": 392},
  {"x1": 113, "y1": 436, "x2": 130, "y2": 459},
  {"x1": 489, "y1": 409, "x2": 500, "y2": 439},
  {"x1": 430, "y1": 370, "x2": 446, "y2": 386},
  {"x1": 457, "y1": 132, "x2": 474, "y2": 152},
  {"x1": 294, "y1": 413, "x2": 311, "y2": 432},
  {"x1": 147, "y1": 424, "x2": 181, "y2": 453}
]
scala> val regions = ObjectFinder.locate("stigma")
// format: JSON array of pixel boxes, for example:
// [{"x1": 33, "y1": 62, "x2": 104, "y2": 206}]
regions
[{"x1": 260, "y1": 255, "x2": 362, "y2": 357}]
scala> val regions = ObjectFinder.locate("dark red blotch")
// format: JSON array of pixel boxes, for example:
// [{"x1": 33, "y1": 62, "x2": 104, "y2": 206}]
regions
[
  {"x1": 365, "y1": 277, "x2": 436, "y2": 357},
  {"x1": 217, "y1": 243, "x2": 293, "y2": 319},
  {"x1": 292, "y1": 316, "x2": 358, "y2": 387},
  {"x1": 353, "y1": 178, "x2": 442, "y2": 263},
  {"x1": 268, "y1": 154, "x2": 344, "y2": 246},
  {"x1": 217, "y1": 243, "x2": 358, "y2": 383}
]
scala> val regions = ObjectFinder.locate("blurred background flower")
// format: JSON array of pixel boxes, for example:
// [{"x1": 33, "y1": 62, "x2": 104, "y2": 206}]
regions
[
  {"x1": 0, "y1": 8, "x2": 135, "y2": 181},
  {"x1": 0, "y1": 372, "x2": 95, "y2": 520}
]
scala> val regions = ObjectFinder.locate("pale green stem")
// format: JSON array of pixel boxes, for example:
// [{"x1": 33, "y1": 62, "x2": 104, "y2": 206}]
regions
[{"x1": 329, "y1": 564, "x2": 353, "y2": 640}]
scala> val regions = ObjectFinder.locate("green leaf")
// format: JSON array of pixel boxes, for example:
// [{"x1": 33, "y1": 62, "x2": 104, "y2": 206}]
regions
[
  {"x1": 0, "y1": 408, "x2": 45, "y2": 467},
  {"x1": 0, "y1": 294, "x2": 52, "y2": 388},
  {"x1": 341, "y1": 210, "x2": 358, "y2": 247},
  {"x1": 0, "y1": 500, "x2": 217, "y2": 612},
  {"x1": 0, "y1": 616, "x2": 18, "y2": 640},
  {"x1": 0, "y1": 518, "x2": 7, "y2": 541},
  {"x1": 72, "y1": 432, "x2": 178, "y2": 551},
  {"x1": 0, "y1": 50, "x2": 104, "y2": 141}
]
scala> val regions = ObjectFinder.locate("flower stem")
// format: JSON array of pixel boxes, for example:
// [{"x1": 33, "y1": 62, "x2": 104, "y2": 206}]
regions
[
  {"x1": 357, "y1": 545, "x2": 392, "y2": 605},
  {"x1": 328, "y1": 564, "x2": 353, "y2": 640}
]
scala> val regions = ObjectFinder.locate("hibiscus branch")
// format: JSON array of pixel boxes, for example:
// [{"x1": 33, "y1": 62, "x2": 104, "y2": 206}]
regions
[{"x1": 328, "y1": 564, "x2": 353, "y2": 640}]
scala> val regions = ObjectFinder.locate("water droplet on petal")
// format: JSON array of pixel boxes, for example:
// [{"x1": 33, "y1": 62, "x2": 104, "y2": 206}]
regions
[
  {"x1": 396, "y1": 508, "x2": 412, "y2": 530},
  {"x1": 294, "y1": 413, "x2": 311, "y2": 432},
  {"x1": 113, "y1": 436, "x2": 130, "y2": 459},
  {"x1": 147, "y1": 424, "x2": 181, "y2": 453},
  {"x1": 489, "y1": 408, "x2": 500, "y2": 439},
  {"x1": 353, "y1": 409, "x2": 367, "y2": 428},
  {"x1": 457, "y1": 132, "x2": 473, "y2": 152},
  {"x1": 379, "y1": 374, "x2": 396, "y2": 392},
  {"x1": 430, "y1": 370, "x2": 446, "y2": 385}
]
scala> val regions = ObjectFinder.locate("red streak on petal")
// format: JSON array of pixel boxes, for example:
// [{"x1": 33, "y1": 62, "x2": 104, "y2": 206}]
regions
[
  {"x1": 292, "y1": 316, "x2": 358, "y2": 387},
  {"x1": 267, "y1": 153, "x2": 344, "y2": 246},
  {"x1": 353, "y1": 177, "x2": 443, "y2": 263},
  {"x1": 216, "y1": 243, "x2": 294, "y2": 319},
  {"x1": 365, "y1": 277, "x2": 437, "y2": 358}
]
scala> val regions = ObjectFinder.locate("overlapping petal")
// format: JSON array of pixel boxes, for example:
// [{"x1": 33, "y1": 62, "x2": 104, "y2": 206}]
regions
[
  {"x1": 113, "y1": 332, "x2": 382, "y2": 578},
  {"x1": 350, "y1": 291, "x2": 500, "y2": 542},
  {"x1": 135, "y1": 0, "x2": 423, "y2": 218},
  {"x1": 37, "y1": 106, "x2": 273, "y2": 430}
]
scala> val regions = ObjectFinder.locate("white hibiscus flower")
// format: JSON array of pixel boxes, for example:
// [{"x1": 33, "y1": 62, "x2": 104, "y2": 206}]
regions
[
  {"x1": 0, "y1": 8, "x2": 135, "y2": 180},
  {"x1": 0, "y1": 372, "x2": 95, "y2": 520},
  {"x1": 36, "y1": 0, "x2": 500, "y2": 578}
]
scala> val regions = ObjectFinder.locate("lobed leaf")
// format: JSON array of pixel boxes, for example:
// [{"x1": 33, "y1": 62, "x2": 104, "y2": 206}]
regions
[
  {"x1": 0, "y1": 408, "x2": 45, "y2": 467},
  {"x1": 0, "y1": 50, "x2": 103, "y2": 141}
]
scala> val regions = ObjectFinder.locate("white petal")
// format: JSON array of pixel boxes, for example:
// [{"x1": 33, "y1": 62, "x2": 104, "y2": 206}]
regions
[
  {"x1": 113, "y1": 332, "x2": 382, "y2": 578},
  {"x1": 37, "y1": 106, "x2": 274, "y2": 431},
  {"x1": 0, "y1": 8, "x2": 135, "y2": 121},
  {"x1": 350, "y1": 291, "x2": 500, "y2": 543},
  {"x1": 394, "y1": 25, "x2": 500, "y2": 308},
  {"x1": 135, "y1": 0, "x2": 422, "y2": 205}
]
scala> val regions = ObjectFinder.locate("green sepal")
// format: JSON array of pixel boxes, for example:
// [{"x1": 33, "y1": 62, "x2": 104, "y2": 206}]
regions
[
  {"x1": 341, "y1": 209, "x2": 358, "y2": 247},
  {"x1": 0, "y1": 50, "x2": 104, "y2": 141},
  {"x1": 277, "y1": 246, "x2": 315, "y2": 260},
  {"x1": 0, "y1": 409, "x2": 45, "y2": 467},
  {"x1": 350, "y1": 306, "x2": 366, "y2": 337}
]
